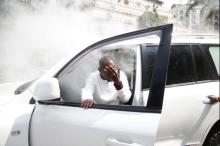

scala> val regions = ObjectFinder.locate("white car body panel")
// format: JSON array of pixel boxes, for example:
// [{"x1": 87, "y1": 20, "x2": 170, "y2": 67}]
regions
[
  {"x1": 31, "y1": 105, "x2": 160, "y2": 146},
  {"x1": 0, "y1": 58, "x2": 69, "y2": 146},
  {"x1": 0, "y1": 90, "x2": 34, "y2": 146},
  {"x1": 155, "y1": 81, "x2": 219, "y2": 146}
]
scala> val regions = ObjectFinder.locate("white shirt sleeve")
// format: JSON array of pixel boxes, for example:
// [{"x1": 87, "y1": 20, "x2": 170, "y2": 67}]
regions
[
  {"x1": 81, "y1": 73, "x2": 95, "y2": 101},
  {"x1": 117, "y1": 71, "x2": 131, "y2": 103}
]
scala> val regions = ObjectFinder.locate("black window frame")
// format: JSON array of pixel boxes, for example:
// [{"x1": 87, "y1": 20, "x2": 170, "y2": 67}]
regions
[
  {"x1": 166, "y1": 44, "x2": 196, "y2": 86},
  {"x1": 191, "y1": 44, "x2": 215, "y2": 82}
]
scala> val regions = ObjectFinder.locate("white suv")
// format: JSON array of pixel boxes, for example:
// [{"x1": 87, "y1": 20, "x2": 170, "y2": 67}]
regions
[{"x1": 0, "y1": 24, "x2": 219, "y2": 146}]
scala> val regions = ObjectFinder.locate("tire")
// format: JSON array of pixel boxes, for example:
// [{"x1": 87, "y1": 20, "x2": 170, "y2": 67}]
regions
[{"x1": 203, "y1": 122, "x2": 220, "y2": 146}]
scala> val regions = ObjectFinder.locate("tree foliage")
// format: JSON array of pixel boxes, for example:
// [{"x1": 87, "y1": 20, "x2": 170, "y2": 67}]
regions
[{"x1": 137, "y1": 8, "x2": 166, "y2": 29}]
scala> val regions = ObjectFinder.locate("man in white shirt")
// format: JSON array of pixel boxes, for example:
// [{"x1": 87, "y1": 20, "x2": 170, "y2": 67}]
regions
[{"x1": 81, "y1": 56, "x2": 131, "y2": 108}]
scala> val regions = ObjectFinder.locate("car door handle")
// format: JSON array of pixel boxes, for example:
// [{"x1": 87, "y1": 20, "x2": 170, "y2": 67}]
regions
[
  {"x1": 202, "y1": 95, "x2": 219, "y2": 104},
  {"x1": 106, "y1": 137, "x2": 144, "y2": 146},
  {"x1": 202, "y1": 96, "x2": 212, "y2": 104}
]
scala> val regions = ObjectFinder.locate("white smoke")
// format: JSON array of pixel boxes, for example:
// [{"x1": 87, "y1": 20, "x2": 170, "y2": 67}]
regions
[{"x1": 0, "y1": 0, "x2": 136, "y2": 83}]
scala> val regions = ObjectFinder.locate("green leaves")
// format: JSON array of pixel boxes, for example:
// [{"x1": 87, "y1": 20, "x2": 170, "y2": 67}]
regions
[{"x1": 137, "y1": 8, "x2": 166, "y2": 29}]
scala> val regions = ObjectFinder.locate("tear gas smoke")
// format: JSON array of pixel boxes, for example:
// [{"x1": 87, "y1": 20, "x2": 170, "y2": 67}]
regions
[{"x1": 0, "y1": 1, "x2": 136, "y2": 83}]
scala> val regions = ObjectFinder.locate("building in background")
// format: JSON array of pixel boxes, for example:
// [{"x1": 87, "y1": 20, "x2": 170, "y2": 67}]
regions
[
  {"x1": 89, "y1": 0, "x2": 164, "y2": 26},
  {"x1": 61, "y1": 0, "x2": 165, "y2": 26},
  {"x1": 204, "y1": 0, "x2": 219, "y2": 32},
  {"x1": 17, "y1": 0, "x2": 220, "y2": 32},
  {"x1": 170, "y1": 4, "x2": 189, "y2": 32},
  {"x1": 171, "y1": 0, "x2": 219, "y2": 33}
]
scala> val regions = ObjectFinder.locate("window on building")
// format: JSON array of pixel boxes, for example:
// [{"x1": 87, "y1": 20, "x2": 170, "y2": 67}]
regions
[
  {"x1": 214, "y1": 22, "x2": 219, "y2": 30},
  {"x1": 124, "y1": 0, "x2": 129, "y2": 5},
  {"x1": 192, "y1": 15, "x2": 196, "y2": 19},
  {"x1": 192, "y1": 20, "x2": 197, "y2": 25},
  {"x1": 192, "y1": 9, "x2": 196, "y2": 12},
  {"x1": 180, "y1": 10, "x2": 184, "y2": 14},
  {"x1": 136, "y1": 2, "x2": 141, "y2": 7}
]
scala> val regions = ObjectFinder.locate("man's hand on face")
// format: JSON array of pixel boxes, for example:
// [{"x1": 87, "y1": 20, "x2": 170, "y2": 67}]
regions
[
  {"x1": 105, "y1": 65, "x2": 123, "y2": 90},
  {"x1": 81, "y1": 99, "x2": 95, "y2": 108}
]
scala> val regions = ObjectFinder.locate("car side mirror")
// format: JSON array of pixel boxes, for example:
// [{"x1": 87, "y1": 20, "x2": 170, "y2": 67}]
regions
[{"x1": 32, "y1": 77, "x2": 60, "y2": 101}]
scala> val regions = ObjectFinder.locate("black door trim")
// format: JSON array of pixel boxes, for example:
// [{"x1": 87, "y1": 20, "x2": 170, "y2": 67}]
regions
[
  {"x1": 146, "y1": 24, "x2": 173, "y2": 110},
  {"x1": 38, "y1": 100, "x2": 161, "y2": 113}
]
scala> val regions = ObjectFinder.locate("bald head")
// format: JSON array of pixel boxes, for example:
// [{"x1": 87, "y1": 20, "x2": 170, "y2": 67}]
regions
[
  {"x1": 99, "y1": 56, "x2": 117, "y2": 69},
  {"x1": 98, "y1": 56, "x2": 119, "y2": 81}
]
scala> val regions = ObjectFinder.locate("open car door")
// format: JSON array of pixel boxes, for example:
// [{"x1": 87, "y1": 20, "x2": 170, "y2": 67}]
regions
[{"x1": 29, "y1": 24, "x2": 173, "y2": 146}]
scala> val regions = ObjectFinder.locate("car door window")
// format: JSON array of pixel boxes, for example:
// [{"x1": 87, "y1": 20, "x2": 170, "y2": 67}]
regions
[
  {"x1": 58, "y1": 45, "x2": 137, "y2": 104},
  {"x1": 209, "y1": 46, "x2": 220, "y2": 75},
  {"x1": 140, "y1": 45, "x2": 159, "y2": 106},
  {"x1": 141, "y1": 45, "x2": 158, "y2": 89},
  {"x1": 191, "y1": 45, "x2": 211, "y2": 81},
  {"x1": 166, "y1": 45, "x2": 195, "y2": 85}
]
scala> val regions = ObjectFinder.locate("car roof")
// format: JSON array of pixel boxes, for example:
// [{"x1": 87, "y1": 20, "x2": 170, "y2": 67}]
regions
[
  {"x1": 108, "y1": 34, "x2": 219, "y2": 46},
  {"x1": 171, "y1": 34, "x2": 219, "y2": 44}
]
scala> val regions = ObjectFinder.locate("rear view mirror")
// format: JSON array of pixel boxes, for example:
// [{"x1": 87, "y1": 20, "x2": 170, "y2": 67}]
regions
[{"x1": 32, "y1": 77, "x2": 60, "y2": 101}]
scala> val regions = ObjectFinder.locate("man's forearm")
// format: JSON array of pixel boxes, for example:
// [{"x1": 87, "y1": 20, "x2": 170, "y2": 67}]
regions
[
  {"x1": 114, "y1": 80, "x2": 123, "y2": 90},
  {"x1": 117, "y1": 87, "x2": 131, "y2": 103}
]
